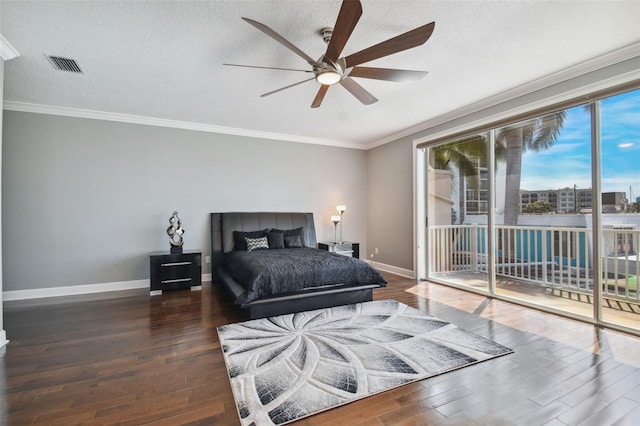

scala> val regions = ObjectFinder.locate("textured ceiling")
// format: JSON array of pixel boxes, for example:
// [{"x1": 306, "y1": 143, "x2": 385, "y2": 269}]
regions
[{"x1": 2, "y1": 1, "x2": 639, "y2": 148}]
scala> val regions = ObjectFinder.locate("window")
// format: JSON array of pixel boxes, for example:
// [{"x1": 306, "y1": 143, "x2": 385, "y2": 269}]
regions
[
  {"x1": 422, "y1": 86, "x2": 640, "y2": 334},
  {"x1": 614, "y1": 231, "x2": 635, "y2": 254}
]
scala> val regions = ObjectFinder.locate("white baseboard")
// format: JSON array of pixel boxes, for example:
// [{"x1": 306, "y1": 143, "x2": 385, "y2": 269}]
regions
[
  {"x1": 365, "y1": 260, "x2": 415, "y2": 279},
  {"x1": 3, "y1": 273, "x2": 213, "y2": 301},
  {"x1": 3, "y1": 279, "x2": 150, "y2": 301}
]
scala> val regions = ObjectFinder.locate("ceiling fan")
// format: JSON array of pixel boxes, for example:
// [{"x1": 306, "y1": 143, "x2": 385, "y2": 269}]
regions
[{"x1": 224, "y1": 0, "x2": 435, "y2": 108}]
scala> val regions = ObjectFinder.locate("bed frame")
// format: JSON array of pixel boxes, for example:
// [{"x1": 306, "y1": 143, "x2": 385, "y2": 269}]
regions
[{"x1": 210, "y1": 212, "x2": 383, "y2": 319}]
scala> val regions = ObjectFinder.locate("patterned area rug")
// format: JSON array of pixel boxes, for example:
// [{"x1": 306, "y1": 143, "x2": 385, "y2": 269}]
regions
[{"x1": 217, "y1": 299, "x2": 513, "y2": 426}]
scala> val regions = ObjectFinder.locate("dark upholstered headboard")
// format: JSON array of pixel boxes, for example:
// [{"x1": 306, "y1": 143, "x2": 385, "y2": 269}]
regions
[{"x1": 210, "y1": 212, "x2": 316, "y2": 281}]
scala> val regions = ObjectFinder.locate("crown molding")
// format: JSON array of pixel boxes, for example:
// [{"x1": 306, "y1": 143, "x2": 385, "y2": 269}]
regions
[
  {"x1": 5, "y1": 42, "x2": 637, "y2": 152},
  {"x1": 0, "y1": 34, "x2": 19, "y2": 60},
  {"x1": 364, "y1": 42, "x2": 640, "y2": 150},
  {"x1": 2, "y1": 102, "x2": 366, "y2": 150},
  {"x1": 414, "y1": 68, "x2": 640, "y2": 149}
]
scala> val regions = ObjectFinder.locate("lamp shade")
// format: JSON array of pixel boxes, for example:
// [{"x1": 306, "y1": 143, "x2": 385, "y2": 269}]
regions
[
  {"x1": 336, "y1": 205, "x2": 346, "y2": 212},
  {"x1": 331, "y1": 215, "x2": 341, "y2": 222}
]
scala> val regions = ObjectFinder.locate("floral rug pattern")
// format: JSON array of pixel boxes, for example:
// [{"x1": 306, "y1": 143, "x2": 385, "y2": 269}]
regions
[{"x1": 218, "y1": 299, "x2": 513, "y2": 426}]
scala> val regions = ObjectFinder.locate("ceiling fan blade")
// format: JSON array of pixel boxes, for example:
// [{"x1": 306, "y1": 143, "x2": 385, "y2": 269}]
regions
[
  {"x1": 344, "y1": 22, "x2": 435, "y2": 68},
  {"x1": 260, "y1": 77, "x2": 316, "y2": 98},
  {"x1": 325, "y1": 0, "x2": 362, "y2": 63},
  {"x1": 223, "y1": 63, "x2": 313, "y2": 73},
  {"x1": 339, "y1": 77, "x2": 378, "y2": 105},
  {"x1": 348, "y1": 66, "x2": 428, "y2": 82},
  {"x1": 311, "y1": 85, "x2": 330, "y2": 108},
  {"x1": 242, "y1": 17, "x2": 318, "y2": 67}
]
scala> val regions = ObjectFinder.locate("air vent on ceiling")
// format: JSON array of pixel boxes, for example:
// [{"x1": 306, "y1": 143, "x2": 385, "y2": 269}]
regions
[{"x1": 46, "y1": 55, "x2": 83, "y2": 73}]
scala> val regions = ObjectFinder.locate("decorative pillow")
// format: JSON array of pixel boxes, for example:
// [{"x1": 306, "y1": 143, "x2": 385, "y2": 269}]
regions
[
  {"x1": 233, "y1": 229, "x2": 268, "y2": 251},
  {"x1": 245, "y1": 236, "x2": 269, "y2": 252},
  {"x1": 271, "y1": 227, "x2": 306, "y2": 247},
  {"x1": 284, "y1": 235, "x2": 303, "y2": 248},
  {"x1": 266, "y1": 231, "x2": 285, "y2": 249}
]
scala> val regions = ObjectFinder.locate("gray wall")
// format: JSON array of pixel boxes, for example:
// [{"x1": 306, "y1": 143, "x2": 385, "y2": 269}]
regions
[
  {"x1": 2, "y1": 111, "x2": 368, "y2": 291},
  {"x1": 366, "y1": 137, "x2": 414, "y2": 271},
  {"x1": 4, "y1": 57, "x2": 638, "y2": 293},
  {"x1": 365, "y1": 57, "x2": 640, "y2": 276}
]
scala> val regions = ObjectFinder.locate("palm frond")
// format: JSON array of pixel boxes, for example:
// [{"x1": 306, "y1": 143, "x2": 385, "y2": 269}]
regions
[
  {"x1": 496, "y1": 110, "x2": 566, "y2": 153},
  {"x1": 530, "y1": 111, "x2": 566, "y2": 152},
  {"x1": 432, "y1": 135, "x2": 488, "y2": 177}
]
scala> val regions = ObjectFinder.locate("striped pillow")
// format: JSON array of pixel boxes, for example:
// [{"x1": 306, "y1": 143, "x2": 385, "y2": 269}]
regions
[{"x1": 245, "y1": 236, "x2": 269, "y2": 252}]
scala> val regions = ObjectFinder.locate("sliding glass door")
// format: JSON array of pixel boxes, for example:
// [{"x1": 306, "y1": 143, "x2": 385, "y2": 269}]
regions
[
  {"x1": 599, "y1": 89, "x2": 640, "y2": 332},
  {"x1": 427, "y1": 134, "x2": 490, "y2": 293},
  {"x1": 421, "y1": 86, "x2": 640, "y2": 335},
  {"x1": 492, "y1": 106, "x2": 595, "y2": 320}
]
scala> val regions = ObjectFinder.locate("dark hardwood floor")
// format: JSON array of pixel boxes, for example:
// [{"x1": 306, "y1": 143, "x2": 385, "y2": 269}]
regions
[{"x1": 2, "y1": 275, "x2": 639, "y2": 425}]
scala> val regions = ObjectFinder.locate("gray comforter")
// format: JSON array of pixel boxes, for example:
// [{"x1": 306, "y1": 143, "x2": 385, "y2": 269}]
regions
[{"x1": 222, "y1": 247, "x2": 387, "y2": 304}]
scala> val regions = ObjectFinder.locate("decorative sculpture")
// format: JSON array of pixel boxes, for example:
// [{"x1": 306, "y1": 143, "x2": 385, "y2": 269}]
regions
[{"x1": 166, "y1": 211, "x2": 185, "y2": 253}]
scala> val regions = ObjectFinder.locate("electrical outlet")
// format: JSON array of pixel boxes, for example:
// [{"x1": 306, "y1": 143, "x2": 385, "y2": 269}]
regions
[
  {"x1": 374, "y1": 248, "x2": 379, "y2": 254},
  {"x1": 205, "y1": 255, "x2": 211, "y2": 264}
]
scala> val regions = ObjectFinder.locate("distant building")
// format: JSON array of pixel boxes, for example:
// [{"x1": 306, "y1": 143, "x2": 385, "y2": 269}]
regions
[
  {"x1": 462, "y1": 156, "x2": 489, "y2": 216},
  {"x1": 520, "y1": 187, "x2": 587, "y2": 213},
  {"x1": 576, "y1": 189, "x2": 593, "y2": 211},
  {"x1": 428, "y1": 166, "x2": 455, "y2": 226},
  {"x1": 602, "y1": 192, "x2": 628, "y2": 212},
  {"x1": 558, "y1": 187, "x2": 576, "y2": 213},
  {"x1": 520, "y1": 187, "x2": 628, "y2": 213}
]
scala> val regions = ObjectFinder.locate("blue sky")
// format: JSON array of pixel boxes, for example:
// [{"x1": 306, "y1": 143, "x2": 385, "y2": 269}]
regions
[{"x1": 518, "y1": 89, "x2": 640, "y2": 199}]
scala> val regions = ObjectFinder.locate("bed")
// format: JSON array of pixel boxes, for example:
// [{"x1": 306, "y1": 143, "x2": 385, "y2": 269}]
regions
[{"x1": 210, "y1": 212, "x2": 387, "y2": 319}]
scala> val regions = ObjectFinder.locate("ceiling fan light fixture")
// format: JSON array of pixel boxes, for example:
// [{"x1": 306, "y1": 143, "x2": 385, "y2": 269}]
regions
[
  {"x1": 236, "y1": 1, "x2": 435, "y2": 107},
  {"x1": 316, "y1": 70, "x2": 341, "y2": 85}
]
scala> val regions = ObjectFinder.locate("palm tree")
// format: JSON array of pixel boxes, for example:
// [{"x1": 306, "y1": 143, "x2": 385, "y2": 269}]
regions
[
  {"x1": 433, "y1": 112, "x2": 566, "y2": 225},
  {"x1": 432, "y1": 134, "x2": 511, "y2": 223},
  {"x1": 494, "y1": 111, "x2": 566, "y2": 262},
  {"x1": 496, "y1": 111, "x2": 566, "y2": 226},
  {"x1": 432, "y1": 135, "x2": 488, "y2": 224},
  {"x1": 432, "y1": 135, "x2": 487, "y2": 176}
]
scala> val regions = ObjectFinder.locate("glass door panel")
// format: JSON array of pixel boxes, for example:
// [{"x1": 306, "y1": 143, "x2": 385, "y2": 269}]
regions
[
  {"x1": 600, "y1": 89, "x2": 640, "y2": 332},
  {"x1": 493, "y1": 106, "x2": 593, "y2": 320},
  {"x1": 427, "y1": 134, "x2": 489, "y2": 292},
  {"x1": 421, "y1": 86, "x2": 640, "y2": 336}
]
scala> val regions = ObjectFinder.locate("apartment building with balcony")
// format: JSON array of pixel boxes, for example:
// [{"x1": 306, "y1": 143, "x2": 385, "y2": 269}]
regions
[{"x1": 520, "y1": 187, "x2": 628, "y2": 213}]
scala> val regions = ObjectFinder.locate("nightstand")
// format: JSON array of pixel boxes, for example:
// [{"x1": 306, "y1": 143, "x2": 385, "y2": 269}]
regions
[
  {"x1": 149, "y1": 250, "x2": 202, "y2": 295},
  {"x1": 317, "y1": 242, "x2": 360, "y2": 259}
]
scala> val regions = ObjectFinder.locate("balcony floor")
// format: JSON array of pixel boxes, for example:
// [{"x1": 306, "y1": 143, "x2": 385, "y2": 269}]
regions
[{"x1": 429, "y1": 271, "x2": 640, "y2": 331}]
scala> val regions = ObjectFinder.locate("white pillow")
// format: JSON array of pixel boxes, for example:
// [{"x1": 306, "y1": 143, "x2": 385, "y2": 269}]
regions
[{"x1": 245, "y1": 236, "x2": 269, "y2": 252}]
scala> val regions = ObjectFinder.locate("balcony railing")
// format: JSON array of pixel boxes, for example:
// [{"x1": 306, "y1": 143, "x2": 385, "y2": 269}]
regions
[{"x1": 428, "y1": 225, "x2": 639, "y2": 305}]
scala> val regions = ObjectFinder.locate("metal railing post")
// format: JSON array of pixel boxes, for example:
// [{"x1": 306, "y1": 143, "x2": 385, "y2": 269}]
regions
[
  {"x1": 472, "y1": 224, "x2": 478, "y2": 272},
  {"x1": 542, "y1": 229, "x2": 548, "y2": 286}
]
